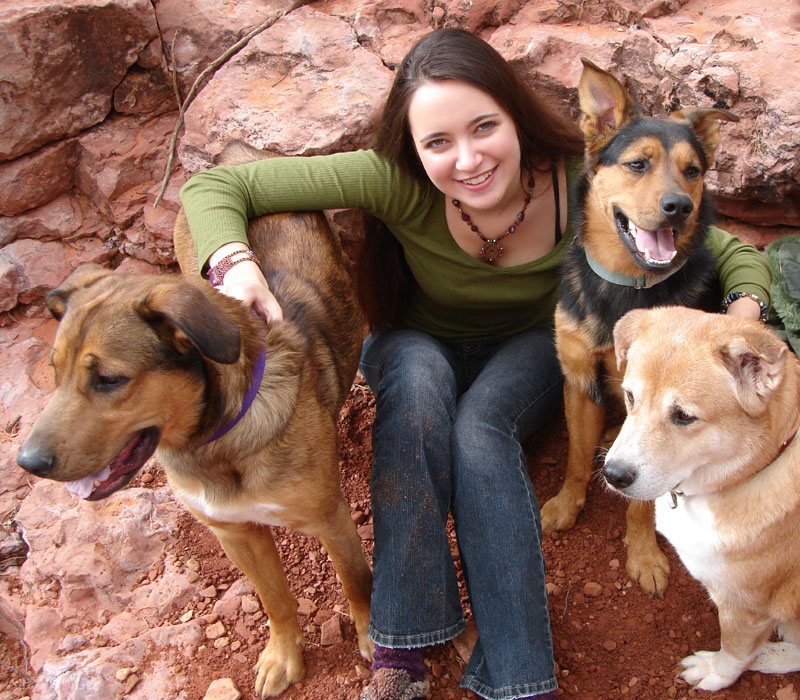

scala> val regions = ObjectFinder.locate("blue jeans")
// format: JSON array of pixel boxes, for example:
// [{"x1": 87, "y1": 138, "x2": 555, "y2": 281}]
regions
[{"x1": 359, "y1": 327, "x2": 562, "y2": 700}]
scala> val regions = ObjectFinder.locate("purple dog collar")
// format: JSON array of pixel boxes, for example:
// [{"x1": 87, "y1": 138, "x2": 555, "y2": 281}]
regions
[{"x1": 203, "y1": 348, "x2": 266, "y2": 444}]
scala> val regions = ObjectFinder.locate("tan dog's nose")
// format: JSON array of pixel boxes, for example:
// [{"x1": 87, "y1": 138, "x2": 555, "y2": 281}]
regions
[{"x1": 602, "y1": 460, "x2": 637, "y2": 490}]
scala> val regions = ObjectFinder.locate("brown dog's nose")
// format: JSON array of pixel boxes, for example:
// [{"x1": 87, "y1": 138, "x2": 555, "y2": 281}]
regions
[{"x1": 17, "y1": 443, "x2": 56, "y2": 477}]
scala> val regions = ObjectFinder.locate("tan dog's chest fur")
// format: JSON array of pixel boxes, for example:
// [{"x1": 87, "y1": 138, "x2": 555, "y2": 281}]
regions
[
  {"x1": 18, "y1": 142, "x2": 373, "y2": 698},
  {"x1": 604, "y1": 307, "x2": 800, "y2": 691}
]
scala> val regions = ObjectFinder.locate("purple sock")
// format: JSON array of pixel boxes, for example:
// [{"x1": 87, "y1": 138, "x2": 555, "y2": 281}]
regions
[{"x1": 371, "y1": 644, "x2": 427, "y2": 682}]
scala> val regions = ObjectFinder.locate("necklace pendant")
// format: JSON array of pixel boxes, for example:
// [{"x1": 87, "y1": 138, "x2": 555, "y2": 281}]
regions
[{"x1": 480, "y1": 240, "x2": 503, "y2": 264}]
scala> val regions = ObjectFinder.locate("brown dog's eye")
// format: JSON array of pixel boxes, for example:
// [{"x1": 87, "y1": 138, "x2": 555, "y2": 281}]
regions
[
  {"x1": 93, "y1": 374, "x2": 130, "y2": 393},
  {"x1": 672, "y1": 407, "x2": 696, "y2": 425}
]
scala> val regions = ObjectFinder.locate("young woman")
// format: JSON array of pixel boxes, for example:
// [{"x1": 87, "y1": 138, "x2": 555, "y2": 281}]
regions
[{"x1": 180, "y1": 29, "x2": 770, "y2": 700}]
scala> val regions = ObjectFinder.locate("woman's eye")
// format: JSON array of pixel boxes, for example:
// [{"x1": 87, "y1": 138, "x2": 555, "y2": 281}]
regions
[
  {"x1": 424, "y1": 138, "x2": 448, "y2": 150},
  {"x1": 475, "y1": 120, "x2": 497, "y2": 133},
  {"x1": 624, "y1": 390, "x2": 634, "y2": 408}
]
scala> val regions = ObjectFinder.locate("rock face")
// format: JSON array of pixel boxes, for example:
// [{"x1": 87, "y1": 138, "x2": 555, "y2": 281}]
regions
[{"x1": 1, "y1": 0, "x2": 799, "y2": 698}]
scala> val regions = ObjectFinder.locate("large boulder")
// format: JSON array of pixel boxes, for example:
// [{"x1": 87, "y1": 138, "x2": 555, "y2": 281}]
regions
[{"x1": 0, "y1": 0, "x2": 159, "y2": 161}]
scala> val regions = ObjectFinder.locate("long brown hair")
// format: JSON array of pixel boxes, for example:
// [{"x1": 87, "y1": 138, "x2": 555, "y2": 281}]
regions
[{"x1": 358, "y1": 28, "x2": 583, "y2": 332}]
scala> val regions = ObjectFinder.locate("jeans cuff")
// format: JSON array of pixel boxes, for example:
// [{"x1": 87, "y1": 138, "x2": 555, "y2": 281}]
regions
[
  {"x1": 460, "y1": 675, "x2": 558, "y2": 700},
  {"x1": 368, "y1": 619, "x2": 465, "y2": 649}
]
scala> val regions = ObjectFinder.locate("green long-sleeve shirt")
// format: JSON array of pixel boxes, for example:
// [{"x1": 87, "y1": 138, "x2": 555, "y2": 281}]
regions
[{"x1": 180, "y1": 149, "x2": 771, "y2": 342}]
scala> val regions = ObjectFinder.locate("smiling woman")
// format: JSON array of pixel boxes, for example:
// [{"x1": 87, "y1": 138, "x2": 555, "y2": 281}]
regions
[{"x1": 179, "y1": 28, "x2": 588, "y2": 700}]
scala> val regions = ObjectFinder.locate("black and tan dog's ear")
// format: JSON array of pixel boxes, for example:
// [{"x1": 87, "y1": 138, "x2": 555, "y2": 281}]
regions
[
  {"x1": 45, "y1": 264, "x2": 113, "y2": 320},
  {"x1": 718, "y1": 328, "x2": 787, "y2": 417},
  {"x1": 613, "y1": 308, "x2": 650, "y2": 371},
  {"x1": 137, "y1": 282, "x2": 241, "y2": 365},
  {"x1": 578, "y1": 58, "x2": 640, "y2": 152},
  {"x1": 672, "y1": 109, "x2": 739, "y2": 170}
]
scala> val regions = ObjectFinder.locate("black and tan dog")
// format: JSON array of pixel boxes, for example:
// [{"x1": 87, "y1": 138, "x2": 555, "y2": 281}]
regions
[
  {"x1": 17, "y1": 142, "x2": 372, "y2": 697},
  {"x1": 540, "y1": 59, "x2": 738, "y2": 596}
]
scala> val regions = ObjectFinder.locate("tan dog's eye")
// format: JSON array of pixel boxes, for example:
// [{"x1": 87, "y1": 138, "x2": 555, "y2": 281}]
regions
[{"x1": 671, "y1": 407, "x2": 696, "y2": 425}]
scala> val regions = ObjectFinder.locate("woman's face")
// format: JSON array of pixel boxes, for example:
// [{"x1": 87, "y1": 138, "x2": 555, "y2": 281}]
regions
[{"x1": 407, "y1": 80, "x2": 523, "y2": 213}]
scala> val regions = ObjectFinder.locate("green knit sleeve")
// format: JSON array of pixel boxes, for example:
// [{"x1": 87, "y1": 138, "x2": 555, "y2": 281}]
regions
[
  {"x1": 706, "y1": 225, "x2": 772, "y2": 307},
  {"x1": 179, "y1": 150, "x2": 412, "y2": 269}
]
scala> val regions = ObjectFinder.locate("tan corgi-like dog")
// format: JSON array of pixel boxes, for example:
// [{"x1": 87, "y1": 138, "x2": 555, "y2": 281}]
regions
[{"x1": 603, "y1": 306, "x2": 800, "y2": 691}]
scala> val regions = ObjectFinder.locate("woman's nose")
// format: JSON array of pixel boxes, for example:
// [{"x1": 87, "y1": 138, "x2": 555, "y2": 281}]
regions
[{"x1": 456, "y1": 140, "x2": 481, "y2": 172}]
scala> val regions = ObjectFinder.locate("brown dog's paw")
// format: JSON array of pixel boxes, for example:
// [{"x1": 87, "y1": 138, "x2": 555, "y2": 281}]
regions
[
  {"x1": 625, "y1": 546, "x2": 671, "y2": 597},
  {"x1": 541, "y1": 490, "x2": 584, "y2": 532},
  {"x1": 254, "y1": 634, "x2": 306, "y2": 697}
]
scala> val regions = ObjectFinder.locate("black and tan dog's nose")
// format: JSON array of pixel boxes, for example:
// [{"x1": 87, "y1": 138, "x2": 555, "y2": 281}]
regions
[
  {"x1": 17, "y1": 442, "x2": 56, "y2": 477},
  {"x1": 660, "y1": 193, "x2": 693, "y2": 224},
  {"x1": 602, "y1": 461, "x2": 637, "y2": 490}
]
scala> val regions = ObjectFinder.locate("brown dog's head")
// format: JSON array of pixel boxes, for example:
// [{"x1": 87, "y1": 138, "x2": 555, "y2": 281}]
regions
[
  {"x1": 17, "y1": 264, "x2": 241, "y2": 500},
  {"x1": 602, "y1": 307, "x2": 792, "y2": 500},
  {"x1": 576, "y1": 58, "x2": 739, "y2": 279}
]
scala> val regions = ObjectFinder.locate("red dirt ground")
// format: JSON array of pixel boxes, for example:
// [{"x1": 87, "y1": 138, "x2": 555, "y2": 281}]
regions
[
  {"x1": 3, "y1": 377, "x2": 798, "y2": 700},
  {"x1": 164, "y1": 378, "x2": 798, "y2": 700}
]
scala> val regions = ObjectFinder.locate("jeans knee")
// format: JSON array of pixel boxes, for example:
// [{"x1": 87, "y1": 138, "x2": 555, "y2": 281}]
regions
[{"x1": 365, "y1": 335, "x2": 457, "y2": 419}]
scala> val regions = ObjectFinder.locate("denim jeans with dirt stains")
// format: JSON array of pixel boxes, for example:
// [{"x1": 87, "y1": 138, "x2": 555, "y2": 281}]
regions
[{"x1": 359, "y1": 326, "x2": 562, "y2": 700}]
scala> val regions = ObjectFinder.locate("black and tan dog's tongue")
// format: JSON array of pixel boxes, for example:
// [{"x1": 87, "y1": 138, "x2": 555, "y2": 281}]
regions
[{"x1": 633, "y1": 225, "x2": 677, "y2": 264}]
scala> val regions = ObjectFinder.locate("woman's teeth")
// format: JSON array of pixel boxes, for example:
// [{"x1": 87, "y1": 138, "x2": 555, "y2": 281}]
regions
[{"x1": 462, "y1": 170, "x2": 492, "y2": 186}]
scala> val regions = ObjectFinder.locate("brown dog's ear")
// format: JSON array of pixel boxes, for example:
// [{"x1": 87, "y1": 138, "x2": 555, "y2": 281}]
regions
[
  {"x1": 718, "y1": 329, "x2": 787, "y2": 416},
  {"x1": 613, "y1": 309, "x2": 649, "y2": 371},
  {"x1": 45, "y1": 264, "x2": 113, "y2": 320},
  {"x1": 137, "y1": 282, "x2": 241, "y2": 365},
  {"x1": 671, "y1": 108, "x2": 739, "y2": 169},
  {"x1": 578, "y1": 58, "x2": 640, "y2": 154}
]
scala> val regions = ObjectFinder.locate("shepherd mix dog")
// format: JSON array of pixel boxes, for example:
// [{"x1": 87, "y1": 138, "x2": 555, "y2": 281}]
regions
[
  {"x1": 17, "y1": 142, "x2": 373, "y2": 698},
  {"x1": 603, "y1": 307, "x2": 800, "y2": 690},
  {"x1": 540, "y1": 58, "x2": 738, "y2": 595}
]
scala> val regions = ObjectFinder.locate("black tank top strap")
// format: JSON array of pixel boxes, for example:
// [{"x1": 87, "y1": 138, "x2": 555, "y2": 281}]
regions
[{"x1": 552, "y1": 161, "x2": 562, "y2": 245}]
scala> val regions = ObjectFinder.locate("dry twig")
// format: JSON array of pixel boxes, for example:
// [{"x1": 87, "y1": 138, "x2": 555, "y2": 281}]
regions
[{"x1": 153, "y1": 0, "x2": 312, "y2": 207}]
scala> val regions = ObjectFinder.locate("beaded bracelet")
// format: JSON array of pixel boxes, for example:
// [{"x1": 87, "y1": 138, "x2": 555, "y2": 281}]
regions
[
  {"x1": 721, "y1": 291, "x2": 769, "y2": 323},
  {"x1": 207, "y1": 249, "x2": 260, "y2": 288}
]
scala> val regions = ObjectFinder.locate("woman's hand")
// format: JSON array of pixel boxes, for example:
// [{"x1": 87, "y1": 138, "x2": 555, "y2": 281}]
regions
[
  {"x1": 725, "y1": 295, "x2": 762, "y2": 321},
  {"x1": 208, "y1": 244, "x2": 284, "y2": 322}
]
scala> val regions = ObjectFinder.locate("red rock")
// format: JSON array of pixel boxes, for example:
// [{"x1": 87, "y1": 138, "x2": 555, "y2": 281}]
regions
[
  {"x1": 319, "y1": 615, "x2": 342, "y2": 646},
  {"x1": 583, "y1": 581, "x2": 603, "y2": 597}
]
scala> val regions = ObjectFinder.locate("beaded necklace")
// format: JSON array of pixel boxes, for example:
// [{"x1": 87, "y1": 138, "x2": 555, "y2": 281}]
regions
[{"x1": 451, "y1": 174, "x2": 535, "y2": 265}]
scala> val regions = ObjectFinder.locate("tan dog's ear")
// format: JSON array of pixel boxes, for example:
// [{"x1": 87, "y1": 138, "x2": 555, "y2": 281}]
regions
[
  {"x1": 613, "y1": 309, "x2": 649, "y2": 371},
  {"x1": 578, "y1": 58, "x2": 640, "y2": 156},
  {"x1": 137, "y1": 282, "x2": 241, "y2": 365},
  {"x1": 671, "y1": 109, "x2": 739, "y2": 169},
  {"x1": 45, "y1": 264, "x2": 112, "y2": 320},
  {"x1": 718, "y1": 329, "x2": 787, "y2": 416}
]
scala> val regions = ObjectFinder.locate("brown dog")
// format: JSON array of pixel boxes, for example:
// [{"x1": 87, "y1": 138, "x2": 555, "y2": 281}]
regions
[
  {"x1": 603, "y1": 307, "x2": 800, "y2": 690},
  {"x1": 17, "y1": 142, "x2": 372, "y2": 697},
  {"x1": 540, "y1": 58, "x2": 737, "y2": 596}
]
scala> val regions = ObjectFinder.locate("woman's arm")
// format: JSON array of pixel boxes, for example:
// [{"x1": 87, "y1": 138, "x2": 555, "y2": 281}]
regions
[
  {"x1": 179, "y1": 149, "x2": 406, "y2": 319},
  {"x1": 706, "y1": 225, "x2": 772, "y2": 321}
]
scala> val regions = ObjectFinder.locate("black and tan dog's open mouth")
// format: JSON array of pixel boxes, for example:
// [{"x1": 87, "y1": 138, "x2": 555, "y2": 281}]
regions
[
  {"x1": 614, "y1": 207, "x2": 678, "y2": 269},
  {"x1": 66, "y1": 427, "x2": 161, "y2": 500}
]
